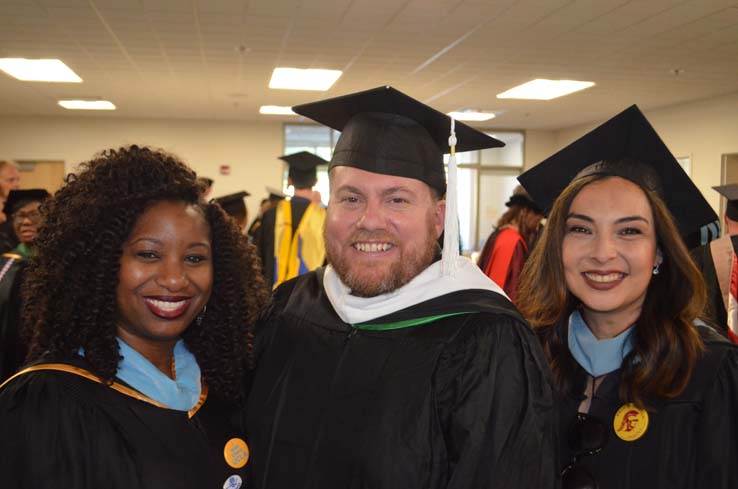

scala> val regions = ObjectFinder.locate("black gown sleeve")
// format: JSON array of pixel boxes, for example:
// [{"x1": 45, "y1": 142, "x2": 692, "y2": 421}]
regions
[
  {"x1": 693, "y1": 346, "x2": 738, "y2": 487},
  {"x1": 435, "y1": 314, "x2": 558, "y2": 489},
  {"x1": 257, "y1": 208, "x2": 276, "y2": 288},
  {"x1": 0, "y1": 261, "x2": 28, "y2": 382},
  {"x1": 0, "y1": 372, "x2": 141, "y2": 488},
  {"x1": 691, "y1": 243, "x2": 729, "y2": 333}
]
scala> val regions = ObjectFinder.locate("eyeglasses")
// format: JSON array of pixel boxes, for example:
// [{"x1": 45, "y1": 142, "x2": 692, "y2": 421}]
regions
[
  {"x1": 561, "y1": 412, "x2": 608, "y2": 489},
  {"x1": 12, "y1": 210, "x2": 42, "y2": 224}
]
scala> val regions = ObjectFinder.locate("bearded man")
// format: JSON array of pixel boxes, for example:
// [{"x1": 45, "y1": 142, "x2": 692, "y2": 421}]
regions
[{"x1": 245, "y1": 87, "x2": 557, "y2": 489}]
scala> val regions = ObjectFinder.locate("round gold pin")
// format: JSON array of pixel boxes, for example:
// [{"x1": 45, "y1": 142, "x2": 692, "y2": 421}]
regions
[
  {"x1": 613, "y1": 403, "x2": 649, "y2": 441},
  {"x1": 223, "y1": 438, "x2": 250, "y2": 469}
]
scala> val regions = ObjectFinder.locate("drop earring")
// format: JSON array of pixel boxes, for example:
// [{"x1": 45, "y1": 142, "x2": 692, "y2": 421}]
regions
[{"x1": 652, "y1": 264, "x2": 660, "y2": 275}]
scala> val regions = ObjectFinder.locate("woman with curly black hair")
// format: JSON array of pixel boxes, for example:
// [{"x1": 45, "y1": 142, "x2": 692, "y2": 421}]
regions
[{"x1": 0, "y1": 145, "x2": 269, "y2": 488}]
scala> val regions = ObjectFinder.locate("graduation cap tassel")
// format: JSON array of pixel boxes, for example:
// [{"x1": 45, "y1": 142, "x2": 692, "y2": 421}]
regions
[{"x1": 442, "y1": 117, "x2": 460, "y2": 277}]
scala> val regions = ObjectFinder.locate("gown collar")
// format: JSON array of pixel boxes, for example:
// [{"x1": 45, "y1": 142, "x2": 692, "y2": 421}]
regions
[
  {"x1": 568, "y1": 309, "x2": 634, "y2": 377},
  {"x1": 114, "y1": 337, "x2": 202, "y2": 411},
  {"x1": 323, "y1": 256, "x2": 507, "y2": 325}
]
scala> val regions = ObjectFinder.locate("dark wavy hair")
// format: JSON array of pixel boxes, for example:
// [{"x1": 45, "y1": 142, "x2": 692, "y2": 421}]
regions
[
  {"x1": 23, "y1": 145, "x2": 269, "y2": 400},
  {"x1": 517, "y1": 174, "x2": 705, "y2": 409}
]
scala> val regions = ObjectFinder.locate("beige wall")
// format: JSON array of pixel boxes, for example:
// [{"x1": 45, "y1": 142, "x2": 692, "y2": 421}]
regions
[
  {"x1": 0, "y1": 115, "x2": 561, "y2": 219},
  {"x1": 0, "y1": 116, "x2": 285, "y2": 220},
  {"x1": 524, "y1": 129, "x2": 557, "y2": 170},
  {"x1": 4, "y1": 90, "x2": 736, "y2": 218},
  {"x1": 554, "y1": 91, "x2": 738, "y2": 213}
]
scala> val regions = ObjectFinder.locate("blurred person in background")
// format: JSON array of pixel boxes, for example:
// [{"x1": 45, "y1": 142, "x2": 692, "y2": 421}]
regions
[
  {"x1": 197, "y1": 176, "x2": 214, "y2": 199},
  {"x1": 257, "y1": 153, "x2": 327, "y2": 288},
  {"x1": 214, "y1": 191, "x2": 250, "y2": 233},
  {"x1": 247, "y1": 188, "x2": 285, "y2": 244},
  {"x1": 0, "y1": 161, "x2": 22, "y2": 253},
  {"x1": 0, "y1": 189, "x2": 50, "y2": 382},
  {"x1": 477, "y1": 185, "x2": 543, "y2": 303},
  {"x1": 692, "y1": 184, "x2": 738, "y2": 342}
]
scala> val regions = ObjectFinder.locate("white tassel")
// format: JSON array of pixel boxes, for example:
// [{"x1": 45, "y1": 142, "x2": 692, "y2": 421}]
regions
[{"x1": 442, "y1": 117, "x2": 459, "y2": 277}]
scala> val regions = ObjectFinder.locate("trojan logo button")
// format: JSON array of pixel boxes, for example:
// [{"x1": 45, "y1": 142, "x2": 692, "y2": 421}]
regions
[
  {"x1": 223, "y1": 438, "x2": 250, "y2": 468},
  {"x1": 613, "y1": 403, "x2": 649, "y2": 441}
]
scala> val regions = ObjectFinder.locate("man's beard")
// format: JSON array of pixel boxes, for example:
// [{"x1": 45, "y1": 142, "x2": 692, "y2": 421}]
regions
[{"x1": 325, "y1": 217, "x2": 439, "y2": 298}]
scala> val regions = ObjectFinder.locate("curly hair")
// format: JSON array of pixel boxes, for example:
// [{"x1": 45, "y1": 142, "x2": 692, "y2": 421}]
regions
[{"x1": 23, "y1": 145, "x2": 269, "y2": 400}]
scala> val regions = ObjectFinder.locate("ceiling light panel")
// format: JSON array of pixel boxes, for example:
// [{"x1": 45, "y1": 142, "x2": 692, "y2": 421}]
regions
[
  {"x1": 58, "y1": 100, "x2": 116, "y2": 110},
  {"x1": 259, "y1": 105, "x2": 296, "y2": 115},
  {"x1": 268, "y1": 67, "x2": 342, "y2": 91},
  {"x1": 496, "y1": 79, "x2": 595, "y2": 100},
  {"x1": 448, "y1": 111, "x2": 496, "y2": 121},
  {"x1": 0, "y1": 58, "x2": 82, "y2": 83}
]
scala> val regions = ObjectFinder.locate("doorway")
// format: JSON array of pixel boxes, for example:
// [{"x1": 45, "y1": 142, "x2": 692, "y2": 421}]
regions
[
  {"x1": 721, "y1": 153, "x2": 738, "y2": 217},
  {"x1": 15, "y1": 160, "x2": 66, "y2": 194}
]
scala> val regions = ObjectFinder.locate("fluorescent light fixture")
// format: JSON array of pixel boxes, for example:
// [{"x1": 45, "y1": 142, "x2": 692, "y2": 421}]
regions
[
  {"x1": 269, "y1": 67, "x2": 342, "y2": 91},
  {"x1": 259, "y1": 105, "x2": 295, "y2": 115},
  {"x1": 58, "y1": 100, "x2": 116, "y2": 110},
  {"x1": 448, "y1": 111, "x2": 496, "y2": 122},
  {"x1": 0, "y1": 58, "x2": 82, "y2": 82},
  {"x1": 496, "y1": 79, "x2": 594, "y2": 100}
]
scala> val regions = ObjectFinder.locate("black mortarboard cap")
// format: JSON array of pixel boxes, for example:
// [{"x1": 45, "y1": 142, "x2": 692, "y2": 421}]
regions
[
  {"x1": 278, "y1": 151, "x2": 328, "y2": 187},
  {"x1": 265, "y1": 186, "x2": 286, "y2": 202},
  {"x1": 278, "y1": 151, "x2": 328, "y2": 172},
  {"x1": 518, "y1": 105, "x2": 719, "y2": 247},
  {"x1": 3, "y1": 188, "x2": 50, "y2": 216},
  {"x1": 714, "y1": 184, "x2": 738, "y2": 221},
  {"x1": 214, "y1": 191, "x2": 249, "y2": 219},
  {"x1": 505, "y1": 185, "x2": 542, "y2": 214},
  {"x1": 292, "y1": 86, "x2": 505, "y2": 195},
  {"x1": 198, "y1": 177, "x2": 214, "y2": 187}
]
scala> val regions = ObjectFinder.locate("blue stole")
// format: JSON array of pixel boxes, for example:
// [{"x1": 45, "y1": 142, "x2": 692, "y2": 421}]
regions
[
  {"x1": 568, "y1": 310, "x2": 634, "y2": 377},
  {"x1": 114, "y1": 338, "x2": 202, "y2": 411}
]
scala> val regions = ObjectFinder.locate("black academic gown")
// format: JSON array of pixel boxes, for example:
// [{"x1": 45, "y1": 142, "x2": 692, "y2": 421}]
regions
[
  {"x1": 0, "y1": 255, "x2": 26, "y2": 382},
  {"x1": 245, "y1": 268, "x2": 558, "y2": 489},
  {"x1": 559, "y1": 325, "x2": 738, "y2": 489},
  {"x1": 256, "y1": 197, "x2": 311, "y2": 287},
  {"x1": 0, "y1": 355, "x2": 250, "y2": 489},
  {"x1": 0, "y1": 221, "x2": 18, "y2": 255},
  {"x1": 691, "y1": 235, "x2": 738, "y2": 337}
]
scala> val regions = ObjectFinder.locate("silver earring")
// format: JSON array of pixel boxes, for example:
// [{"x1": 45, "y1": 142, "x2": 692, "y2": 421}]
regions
[
  {"x1": 652, "y1": 264, "x2": 660, "y2": 275},
  {"x1": 195, "y1": 305, "x2": 207, "y2": 326}
]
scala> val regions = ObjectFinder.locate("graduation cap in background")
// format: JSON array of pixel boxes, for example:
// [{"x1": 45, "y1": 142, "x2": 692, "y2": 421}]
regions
[
  {"x1": 198, "y1": 177, "x2": 214, "y2": 188},
  {"x1": 213, "y1": 191, "x2": 250, "y2": 220},
  {"x1": 505, "y1": 185, "x2": 542, "y2": 214},
  {"x1": 293, "y1": 85, "x2": 504, "y2": 197},
  {"x1": 518, "y1": 104, "x2": 719, "y2": 249},
  {"x1": 3, "y1": 188, "x2": 50, "y2": 216},
  {"x1": 278, "y1": 152, "x2": 328, "y2": 189},
  {"x1": 293, "y1": 85, "x2": 506, "y2": 276},
  {"x1": 713, "y1": 184, "x2": 738, "y2": 222},
  {"x1": 265, "y1": 186, "x2": 286, "y2": 202}
]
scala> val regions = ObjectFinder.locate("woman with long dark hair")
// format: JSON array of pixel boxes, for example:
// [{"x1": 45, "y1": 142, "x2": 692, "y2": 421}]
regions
[
  {"x1": 517, "y1": 106, "x2": 738, "y2": 489},
  {"x1": 0, "y1": 146, "x2": 269, "y2": 488}
]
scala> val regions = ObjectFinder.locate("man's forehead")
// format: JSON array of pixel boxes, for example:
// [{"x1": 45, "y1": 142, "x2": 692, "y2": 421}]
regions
[
  {"x1": 329, "y1": 166, "x2": 432, "y2": 194},
  {"x1": 0, "y1": 166, "x2": 18, "y2": 177}
]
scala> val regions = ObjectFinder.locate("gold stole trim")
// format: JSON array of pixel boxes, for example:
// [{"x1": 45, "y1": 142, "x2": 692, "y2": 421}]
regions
[{"x1": 0, "y1": 363, "x2": 208, "y2": 418}]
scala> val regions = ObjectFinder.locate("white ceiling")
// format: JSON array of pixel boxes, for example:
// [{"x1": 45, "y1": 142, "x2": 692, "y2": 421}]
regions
[{"x1": 1, "y1": 0, "x2": 737, "y2": 130}]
